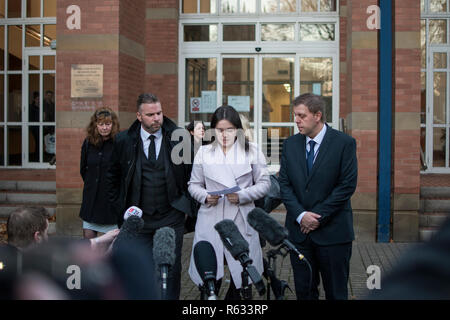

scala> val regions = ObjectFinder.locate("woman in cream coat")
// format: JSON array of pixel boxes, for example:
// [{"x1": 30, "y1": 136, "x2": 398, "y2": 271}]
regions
[{"x1": 188, "y1": 105, "x2": 271, "y2": 299}]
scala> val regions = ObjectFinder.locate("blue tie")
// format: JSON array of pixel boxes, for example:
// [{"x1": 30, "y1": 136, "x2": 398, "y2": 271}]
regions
[{"x1": 307, "y1": 140, "x2": 316, "y2": 175}]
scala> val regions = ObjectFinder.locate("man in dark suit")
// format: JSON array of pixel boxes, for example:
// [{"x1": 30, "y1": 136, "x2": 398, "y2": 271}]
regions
[
  {"x1": 107, "y1": 93, "x2": 194, "y2": 300},
  {"x1": 279, "y1": 93, "x2": 357, "y2": 300}
]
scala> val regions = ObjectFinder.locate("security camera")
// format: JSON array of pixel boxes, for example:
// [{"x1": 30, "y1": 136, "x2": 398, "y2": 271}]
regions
[{"x1": 255, "y1": 47, "x2": 261, "y2": 52}]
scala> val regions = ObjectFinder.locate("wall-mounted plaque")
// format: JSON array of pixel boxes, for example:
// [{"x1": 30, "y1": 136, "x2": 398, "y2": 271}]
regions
[{"x1": 71, "y1": 64, "x2": 103, "y2": 98}]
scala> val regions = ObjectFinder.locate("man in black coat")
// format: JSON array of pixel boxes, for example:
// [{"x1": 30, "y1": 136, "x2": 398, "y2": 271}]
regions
[
  {"x1": 279, "y1": 93, "x2": 358, "y2": 300},
  {"x1": 106, "y1": 93, "x2": 194, "y2": 300}
]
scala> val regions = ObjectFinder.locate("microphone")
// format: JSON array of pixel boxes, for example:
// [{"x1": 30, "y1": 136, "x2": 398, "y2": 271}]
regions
[
  {"x1": 247, "y1": 207, "x2": 305, "y2": 261},
  {"x1": 214, "y1": 220, "x2": 266, "y2": 296},
  {"x1": 113, "y1": 207, "x2": 145, "y2": 247},
  {"x1": 193, "y1": 241, "x2": 218, "y2": 300},
  {"x1": 153, "y1": 227, "x2": 176, "y2": 300},
  {"x1": 124, "y1": 206, "x2": 143, "y2": 220}
]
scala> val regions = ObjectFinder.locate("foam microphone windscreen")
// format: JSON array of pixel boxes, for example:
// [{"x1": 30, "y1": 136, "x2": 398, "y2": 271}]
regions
[
  {"x1": 153, "y1": 227, "x2": 176, "y2": 269},
  {"x1": 247, "y1": 207, "x2": 288, "y2": 246},
  {"x1": 214, "y1": 219, "x2": 249, "y2": 260},
  {"x1": 194, "y1": 241, "x2": 217, "y2": 283},
  {"x1": 115, "y1": 215, "x2": 144, "y2": 246}
]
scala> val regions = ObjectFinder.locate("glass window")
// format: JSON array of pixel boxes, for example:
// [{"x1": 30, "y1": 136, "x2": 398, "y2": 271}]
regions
[
  {"x1": 302, "y1": 0, "x2": 317, "y2": 12},
  {"x1": 429, "y1": 19, "x2": 447, "y2": 44},
  {"x1": 0, "y1": 75, "x2": 4, "y2": 122},
  {"x1": 433, "y1": 127, "x2": 446, "y2": 167},
  {"x1": 223, "y1": 25, "x2": 255, "y2": 41},
  {"x1": 185, "y1": 58, "x2": 217, "y2": 123},
  {"x1": 300, "y1": 23, "x2": 335, "y2": 41},
  {"x1": 221, "y1": 0, "x2": 238, "y2": 13},
  {"x1": 8, "y1": 0, "x2": 21, "y2": 18},
  {"x1": 320, "y1": 0, "x2": 336, "y2": 12},
  {"x1": 421, "y1": 20, "x2": 426, "y2": 69},
  {"x1": 240, "y1": 0, "x2": 256, "y2": 13},
  {"x1": 421, "y1": 72, "x2": 426, "y2": 125},
  {"x1": 28, "y1": 125, "x2": 39, "y2": 162},
  {"x1": 262, "y1": 57, "x2": 294, "y2": 123},
  {"x1": 27, "y1": 0, "x2": 41, "y2": 17},
  {"x1": 8, "y1": 126, "x2": 21, "y2": 166},
  {"x1": 8, "y1": 75, "x2": 21, "y2": 122},
  {"x1": 26, "y1": 25, "x2": 41, "y2": 47},
  {"x1": 8, "y1": 25, "x2": 23, "y2": 70},
  {"x1": 0, "y1": 0, "x2": 5, "y2": 18},
  {"x1": 184, "y1": 25, "x2": 218, "y2": 41},
  {"x1": 434, "y1": 52, "x2": 447, "y2": 68},
  {"x1": 300, "y1": 57, "x2": 333, "y2": 123},
  {"x1": 43, "y1": 74, "x2": 55, "y2": 122},
  {"x1": 183, "y1": 0, "x2": 197, "y2": 13},
  {"x1": 222, "y1": 58, "x2": 254, "y2": 121},
  {"x1": 0, "y1": 126, "x2": 4, "y2": 165},
  {"x1": 43, "y1": 0, "x2": 57, "y2": 17},
  {"x1": 43, "y1": 125, "x2": 55, "y2": 162},
  {"x1": 262, "y1": 0, "x2": 296, "y2": 13},
  {"x1": 433, "y1": 72, "x2": 447, "y2": 124},
  {"x1": 0, "y1": 26, "x2": 4, "y2": 70},
  {"x1": 421, "y1": 0, "x2": 425, "y2": 12},
  {"x1": 262, "y1": 24, "x2": 295, "y2": 41},
  {"x1": 43, "y1": 55, "x2": 55, "y2": 70},
  {"x1": 43, "y1": 25, "x2": 56, "y2": 47},
  {"x1": 29, "y1": 55, "x2": 40, "y2": 70},
  {"x1": 280, "y1": 0, "x2": 296, "y2": 12},
  {"x1": 28, "y1": 74, "x2": 40, "y2": 122},
  {"x1": 261, "y1": 126, "x2": 293, "y2": 164},
  {"x1": 429, "y1": 0, "x2": 447, "y2": 12}
]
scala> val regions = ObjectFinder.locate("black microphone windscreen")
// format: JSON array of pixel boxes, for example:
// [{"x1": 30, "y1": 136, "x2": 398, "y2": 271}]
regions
[
  {"x1": 214, "y1": 219, "x2": 249, "y2": 260},
  {"x1": 247, "y1": 207, "x2": 288, "y2": 246},
  {"x1": 153, "y1": 227, "x2": 176, "y2": 268},
  {"x1": 115, "y1": 215, "x2": 144, "y2": 246},
  {"x1": 193, "y1": 241, "x2": 217, "y2": 283}
]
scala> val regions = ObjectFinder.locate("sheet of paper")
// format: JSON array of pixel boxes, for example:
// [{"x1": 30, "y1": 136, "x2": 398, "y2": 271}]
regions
[{"x1": 207, "y1": 185, "x2": 241, "y2": 196}]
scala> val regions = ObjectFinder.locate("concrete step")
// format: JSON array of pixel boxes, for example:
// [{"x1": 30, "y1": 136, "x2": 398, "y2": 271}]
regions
[
  {"x1": 0, "y1": 205, "x2": 56, "y2": 218},
  {"x1": 422, "y1": 198, "x2": 450, "y2": 212},
  {"x1": 1, "y1": 191, "x2": 56, "y2": 205},
  {"x1": 419, "y1": 212, "x2": 450, "y2": 228},
  {"x1": 0, "y1": 180, "x2": 56, "y2": 192},
  {"x1": 419, "y1": 227, "x2": 439, "y2": 242}
]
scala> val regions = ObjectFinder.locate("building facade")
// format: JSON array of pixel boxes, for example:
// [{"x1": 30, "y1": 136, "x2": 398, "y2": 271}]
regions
[{"x1": 1, "y1": 0, "x2": 437, "y2": 242}]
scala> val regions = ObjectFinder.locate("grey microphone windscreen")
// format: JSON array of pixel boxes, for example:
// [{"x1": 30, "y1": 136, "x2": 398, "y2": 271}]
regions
[
  {"x1": 153, "y1": 227, "x2": 176, "y2": 269},
  {"x1": 247, "y1": 207, "x2": 288, "y2": 246},
  {"x1": 214, "y1": 219, "x2": 249, "y2": 260}
]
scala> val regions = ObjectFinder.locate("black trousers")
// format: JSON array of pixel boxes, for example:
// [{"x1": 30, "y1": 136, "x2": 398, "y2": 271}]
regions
[
  {"x1": 290, "y1": 235, "x2": 352, "y2": 300},
  {"x1": 134, "y1": 216, "x2": 185, "y2": 300}
]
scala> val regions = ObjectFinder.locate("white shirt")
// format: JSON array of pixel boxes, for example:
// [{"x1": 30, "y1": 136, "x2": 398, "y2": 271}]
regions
[
  {"x1": 140, "y1": 126, "x2": 163, "y2": 160},
  {"x1": 297, "y1": 123, "x2": 327, "y2": 225}
]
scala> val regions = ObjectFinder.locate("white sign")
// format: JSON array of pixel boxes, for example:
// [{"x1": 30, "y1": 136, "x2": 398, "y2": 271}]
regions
[
  {"x1": 190, "y1": 97, "x2": 201, "y2": 113},
  {"x1": 312, "y1": 83, "x2": 321, "y2": 96},
  {"x1": 201, "y1": 91, "x2": 217, "y2": 113},
  {"x1": 228, "y1": 96, "x2": 250, "y2": 112}
]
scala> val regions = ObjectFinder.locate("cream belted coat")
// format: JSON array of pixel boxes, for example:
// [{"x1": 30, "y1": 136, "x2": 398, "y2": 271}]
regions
[{"x1": 188, "y1": 141, "x2": 271, "y2": 288}]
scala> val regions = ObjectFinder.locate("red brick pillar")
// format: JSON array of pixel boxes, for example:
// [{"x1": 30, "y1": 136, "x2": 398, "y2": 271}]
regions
[
  {"x1": 145, "y1": 0, "x2": 179, "y2": 120},
  {"x1": 392, "y1": 0, "x2": 421, "y2": 241},
  {"x1": 342, "y1": 1, "x2": 379, "y2": 240},
  {"x1": 56, "y1": 0, "x2": 145, "y2": 235}
]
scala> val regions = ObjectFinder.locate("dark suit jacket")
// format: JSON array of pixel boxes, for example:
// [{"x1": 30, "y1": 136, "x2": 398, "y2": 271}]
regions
[{"x1": 279, "y1": 124, "x2": 358, "y2": 246}]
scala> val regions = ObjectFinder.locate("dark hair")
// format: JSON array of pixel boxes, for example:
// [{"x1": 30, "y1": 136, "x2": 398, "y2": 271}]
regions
[
  {"x1": 137, "y1": 93, "x2": 160, "y2": 111},
  {"x1": 210, "y1": 105, "x2": 249, "y2": 151},
  {"x1": 7, "y1": 207, "x2": 50, "y2": 249},
  {"x1": 86, "y1": 107, "x2": 120, "y2": 147},
  {"x1": 293, "y1": 93, "x2": 326, "y2": 123},
  {"x1": 186, "y1": 120, "x2": 205, "y2": 133}
]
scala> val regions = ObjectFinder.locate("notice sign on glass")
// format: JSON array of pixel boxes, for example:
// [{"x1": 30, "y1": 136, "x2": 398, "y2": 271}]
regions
[{"x1": 71, "y1": 64, "x2": 103, "y2": 98}]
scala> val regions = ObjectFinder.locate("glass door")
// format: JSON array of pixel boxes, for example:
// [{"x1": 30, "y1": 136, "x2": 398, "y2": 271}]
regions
[
  {"x1": 23, "y1": 49, "x2": 56, "y2": 167},
  {"x1": 427, "y1": 47, "x2": 450, "y2": 172}
]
